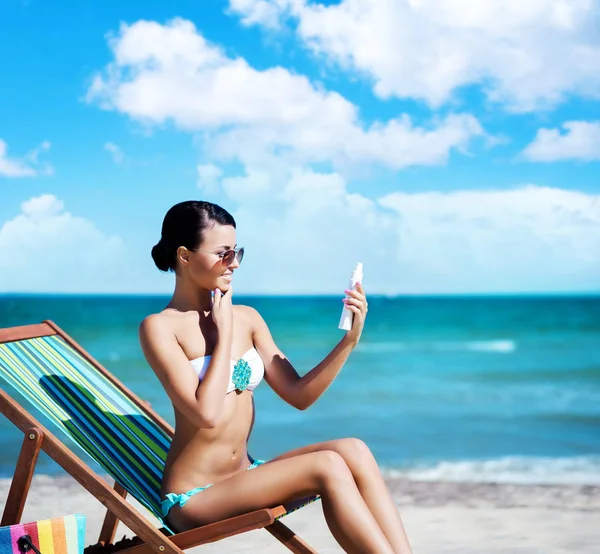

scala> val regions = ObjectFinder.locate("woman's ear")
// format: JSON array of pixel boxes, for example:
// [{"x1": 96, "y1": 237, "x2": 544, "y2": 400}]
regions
[{"x1": 177, "y1": 246, "x2": 190, "y2": 265}]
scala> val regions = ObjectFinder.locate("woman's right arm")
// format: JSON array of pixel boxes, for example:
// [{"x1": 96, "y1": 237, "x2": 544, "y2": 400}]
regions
[{"x1": 139, "y1": 314, "x2": 232, "y2": 428}]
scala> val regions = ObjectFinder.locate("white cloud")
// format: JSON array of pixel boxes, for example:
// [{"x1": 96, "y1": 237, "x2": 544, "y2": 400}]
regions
[
  {"x1": 22, "y1": 195, "x2": 64, "y2": 218},
  {"x1": 3, "y1": 186, "x2": 596, "y2": 294},
  {"x1": 213, "y1": 169, "x2": 599, "y2": 294},
  {"x1": 521, "y1": 121, "x2": 600, "y2": 162},
  {"x1": 378, "y1": 185, "x2": 600, "y2": 293},
  {"x1": 221, "y1": 167, "x2": 272, "y2": 200},
  {"x1": 197, "y1": 163, "x2": 223, "y2": 193},
  {"x1": 0, "y1": 139, "x2": 53, "y2": 177},
  {"x1": 226, "y1": 0, "x2": 286, "y2": 28},
  {"x1": 228, "y1": 0, "x2": 600, "y2": 111},
  {"x1": 82, "y1": 18, "x2": 599, "y2": 295},
  {"x1": 229, "y1": 167, "x2": 399, "y2": 294},
  {"x1": 86, "y1": 18, "x2": 484, "y2": 174},
  {"x1": 104, "y1": 142, "x2": 126, "y2": 164},
  {"x1": 0, "y1": 194, "x2": 129, "y2": 293}
]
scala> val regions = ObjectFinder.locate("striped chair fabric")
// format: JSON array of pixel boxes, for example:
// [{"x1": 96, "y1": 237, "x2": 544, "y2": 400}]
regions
[
  {"x1": 0, "y1": 334, "x2": 319, "y2": 528},
  {"x1": 0, "y1": 335, "x2": 170, "y2": 520}
]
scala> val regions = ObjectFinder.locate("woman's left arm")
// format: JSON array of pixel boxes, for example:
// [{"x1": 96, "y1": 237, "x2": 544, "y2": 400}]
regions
[{"x1": 249, "y1": 283, "x2": 368, "y2": 410}]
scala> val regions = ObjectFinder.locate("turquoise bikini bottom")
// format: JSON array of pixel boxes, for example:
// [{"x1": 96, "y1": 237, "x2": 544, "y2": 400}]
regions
[{"x1": 160, "y1": 458, "x2": 266, "y2": 518}]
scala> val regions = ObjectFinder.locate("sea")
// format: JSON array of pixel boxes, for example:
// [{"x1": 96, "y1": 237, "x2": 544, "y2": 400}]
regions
[{"x1": 0, "y1": 294, "x2": 599, "y2": 485}]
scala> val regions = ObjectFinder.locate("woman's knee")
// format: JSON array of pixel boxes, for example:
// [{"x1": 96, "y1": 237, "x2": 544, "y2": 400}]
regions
[
  {"x1": 338, "y1": 437, "x2": 376, "y2": 466},
  {"x1": 313, "y1": 449, "x2": 353, "y2": 486}
]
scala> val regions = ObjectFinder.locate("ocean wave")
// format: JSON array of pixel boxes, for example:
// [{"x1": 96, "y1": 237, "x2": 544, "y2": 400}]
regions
[
  {"x1": 358, "y1": 339, "x2": 516, "y2": 354},
  {"x1": 383, "y1": 456, "x2": 600, "y2": 485},
  {"x1": 461, "y1": 340, "x2": 516, "y2": 353}
]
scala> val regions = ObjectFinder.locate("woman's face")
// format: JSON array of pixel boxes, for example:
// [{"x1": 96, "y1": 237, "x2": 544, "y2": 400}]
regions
[{"x1": 178, "y1": 223, "x2": 240, "y2": 293}]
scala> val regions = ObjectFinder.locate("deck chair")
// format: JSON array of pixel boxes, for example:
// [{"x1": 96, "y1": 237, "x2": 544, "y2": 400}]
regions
[{"x1": 0, "y1": 321, "x2": 320, "y2": 553}]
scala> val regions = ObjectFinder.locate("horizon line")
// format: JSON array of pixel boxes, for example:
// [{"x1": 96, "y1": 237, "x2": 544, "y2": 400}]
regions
[{"x1": 1, "y1": 291, "x2": 599, "y2": 298}]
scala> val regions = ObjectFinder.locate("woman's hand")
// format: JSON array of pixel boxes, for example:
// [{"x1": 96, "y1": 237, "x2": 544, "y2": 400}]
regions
[
  {"x1": 212, "y1": 286, "x2": 234, "y2": 339},
  {"x1": 343, "y1": 281, "x2": 368, "y2": 345}
]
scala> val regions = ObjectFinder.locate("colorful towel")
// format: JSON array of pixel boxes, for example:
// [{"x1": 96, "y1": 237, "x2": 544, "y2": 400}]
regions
[{"x1": 0, "y1": 514, "x2": 86, "y2": 554}]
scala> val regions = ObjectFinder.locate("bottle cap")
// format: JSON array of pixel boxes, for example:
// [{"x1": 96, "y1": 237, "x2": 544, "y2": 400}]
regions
[{"x1": 352, "y1": 262, "x2": 363, "y2": 279}]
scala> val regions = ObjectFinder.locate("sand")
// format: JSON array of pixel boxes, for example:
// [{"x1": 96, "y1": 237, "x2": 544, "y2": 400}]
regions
[{"x1": 2, "y1": 474, "x2": 599, "y2": 553}]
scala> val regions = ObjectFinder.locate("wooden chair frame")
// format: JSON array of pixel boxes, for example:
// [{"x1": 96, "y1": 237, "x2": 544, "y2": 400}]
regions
[{"x1": 0, "y1": 321, "x2": 318, "y2": 553}]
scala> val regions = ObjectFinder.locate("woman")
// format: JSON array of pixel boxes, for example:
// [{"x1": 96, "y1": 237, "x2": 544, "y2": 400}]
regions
[{"x1": 139, "y1": 201, "x2": 412, "y2": 553}]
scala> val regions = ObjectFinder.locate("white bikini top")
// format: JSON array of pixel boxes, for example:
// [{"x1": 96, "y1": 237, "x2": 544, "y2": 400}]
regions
[{"x1": 189, "y1": 346, "x2": 265, "y2": 394}]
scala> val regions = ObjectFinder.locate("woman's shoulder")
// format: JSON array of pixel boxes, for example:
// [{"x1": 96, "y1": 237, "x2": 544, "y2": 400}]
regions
[
  {"x1": 233, "y1": 304, "x2": 261, "y2": 322},
  {"x1": 233, "y1": 304, "x2": 269, "y2": 338},
  {"x1": 139, "y1": 309, "x2": 199, "y2": 338}
]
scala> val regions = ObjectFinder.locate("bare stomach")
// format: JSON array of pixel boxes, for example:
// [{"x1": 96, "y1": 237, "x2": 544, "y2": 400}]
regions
[{"x1": 161, "y1": 390, "x2": 257, "y2": 497}]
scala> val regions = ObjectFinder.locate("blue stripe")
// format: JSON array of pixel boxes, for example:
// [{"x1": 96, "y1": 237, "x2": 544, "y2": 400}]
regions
[{"x1": 0, "y1": 525, "x2": 12, "y2": 554}]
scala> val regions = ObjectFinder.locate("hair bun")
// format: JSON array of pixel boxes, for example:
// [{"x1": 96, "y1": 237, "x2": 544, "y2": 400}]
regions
[{"x1": 151, "y1": 240, "x2": 173, "y2": 272}]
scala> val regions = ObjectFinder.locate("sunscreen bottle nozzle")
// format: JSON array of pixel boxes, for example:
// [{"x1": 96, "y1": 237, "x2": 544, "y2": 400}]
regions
[{"x1": 351, "y1": 262, "x2": 363, "y2": 280}]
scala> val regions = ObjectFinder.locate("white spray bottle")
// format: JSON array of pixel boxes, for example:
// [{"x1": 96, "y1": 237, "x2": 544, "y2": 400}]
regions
[{"x1": 338, "y1": 262, "x2": 363, "y2": 331}]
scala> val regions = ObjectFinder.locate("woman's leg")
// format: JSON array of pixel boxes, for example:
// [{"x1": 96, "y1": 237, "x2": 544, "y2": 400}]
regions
[
  {"x1": 269, "y1": 438, "x2": 412, "y2": 554},
  {"x1": 167, "y1": 450, "x2": 395, "y2": 554}
]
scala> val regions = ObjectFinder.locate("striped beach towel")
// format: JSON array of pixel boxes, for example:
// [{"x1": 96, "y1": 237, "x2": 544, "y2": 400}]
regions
[{"x1": 0, "y1": 513, "x2": 86, "y2": 554}]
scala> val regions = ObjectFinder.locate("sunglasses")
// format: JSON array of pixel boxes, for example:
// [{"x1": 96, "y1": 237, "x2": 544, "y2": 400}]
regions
[{"x1": 197, "y1": 246, "x2": 244, "y2": 266}]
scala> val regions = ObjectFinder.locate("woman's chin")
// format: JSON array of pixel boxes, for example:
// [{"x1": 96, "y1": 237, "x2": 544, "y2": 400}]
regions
[{"x1": 217, "y1": 278, "x2": 232, "y2": 290}]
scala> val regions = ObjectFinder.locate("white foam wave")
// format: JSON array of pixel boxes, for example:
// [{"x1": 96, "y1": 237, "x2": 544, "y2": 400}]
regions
[
  {"x1": 462, "y1": 340, "x2": 516, "y2": 353},
  {"x1": 358, "y1": 339, "x2": 516, "y2": 354},
  {"x1": 384, "y1": 456, "x2": 600, "y2": 485}
]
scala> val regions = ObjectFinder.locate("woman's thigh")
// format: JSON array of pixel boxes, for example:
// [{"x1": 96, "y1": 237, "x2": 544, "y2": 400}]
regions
[
  {"x1": 168, "y1": 450, "x2": 346, "y2": 531},
  {"x1": 269, "y1": 437, "x2": 376, "y2": 472}
]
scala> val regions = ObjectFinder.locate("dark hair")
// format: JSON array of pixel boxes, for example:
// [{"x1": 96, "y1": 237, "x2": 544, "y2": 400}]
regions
[{"x1": 151, "y1": 201, "x2": 236, "y2": 272}]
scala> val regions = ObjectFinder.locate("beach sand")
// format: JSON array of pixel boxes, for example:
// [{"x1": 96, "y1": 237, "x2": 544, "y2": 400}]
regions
[{"x1": 2, "y1": 474, "x2": 599, "y2": 553}]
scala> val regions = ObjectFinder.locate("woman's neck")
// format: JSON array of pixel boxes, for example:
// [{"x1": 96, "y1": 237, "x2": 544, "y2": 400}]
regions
[{"x1": 168, "y1": 278, "x2": 212, "y2": 314}]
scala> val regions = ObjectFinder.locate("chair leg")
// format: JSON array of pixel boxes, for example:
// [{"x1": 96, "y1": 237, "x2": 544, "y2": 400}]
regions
[
  {"x1": 264, "y1": 520, "x2": 317, "y2": 554},
  {"x1": 98, "y1": 482, "x2": 128, "y2": 545},
  {"x1": 1, "y1": 427, "x2": 44, "y2": 526}
]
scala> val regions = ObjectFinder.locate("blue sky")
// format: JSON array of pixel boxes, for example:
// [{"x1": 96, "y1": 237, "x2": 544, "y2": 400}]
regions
[{"x1": 1, "y1": 0, "x2": 599, "y2": 294}]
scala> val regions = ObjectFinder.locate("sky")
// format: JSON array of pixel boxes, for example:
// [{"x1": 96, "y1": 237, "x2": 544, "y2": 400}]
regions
[{"x1": 1, "y1": 0, "x2": 599, "y2": 295}]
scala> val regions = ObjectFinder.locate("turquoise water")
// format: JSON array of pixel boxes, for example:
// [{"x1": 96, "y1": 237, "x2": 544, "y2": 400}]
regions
[{"x1": 1, "y1": 295, "x2": 599, "y2": 484}]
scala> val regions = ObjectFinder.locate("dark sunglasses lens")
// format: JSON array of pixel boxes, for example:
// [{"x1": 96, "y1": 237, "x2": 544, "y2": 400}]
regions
[
  {"x1": 222, "y1": 250, "x2": 235, "y2": 265},
  {"x1": 222, "y1": 248, "x2": 244, "y2": 265}
]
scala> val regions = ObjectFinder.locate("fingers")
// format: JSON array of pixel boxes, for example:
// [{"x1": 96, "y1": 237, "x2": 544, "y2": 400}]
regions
[
  {"x1": 345, "y1": 284, "x2": 366, "y2": 301},
  {"x1": 344, "y1": 283, "x2": 368, "y2": 313},
  {"x1": 213, "y1": 287, "x2": 234, "y2": 310},
  {"x1": 343, "y1": 298, "x2": 368, "y2": 313}
]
